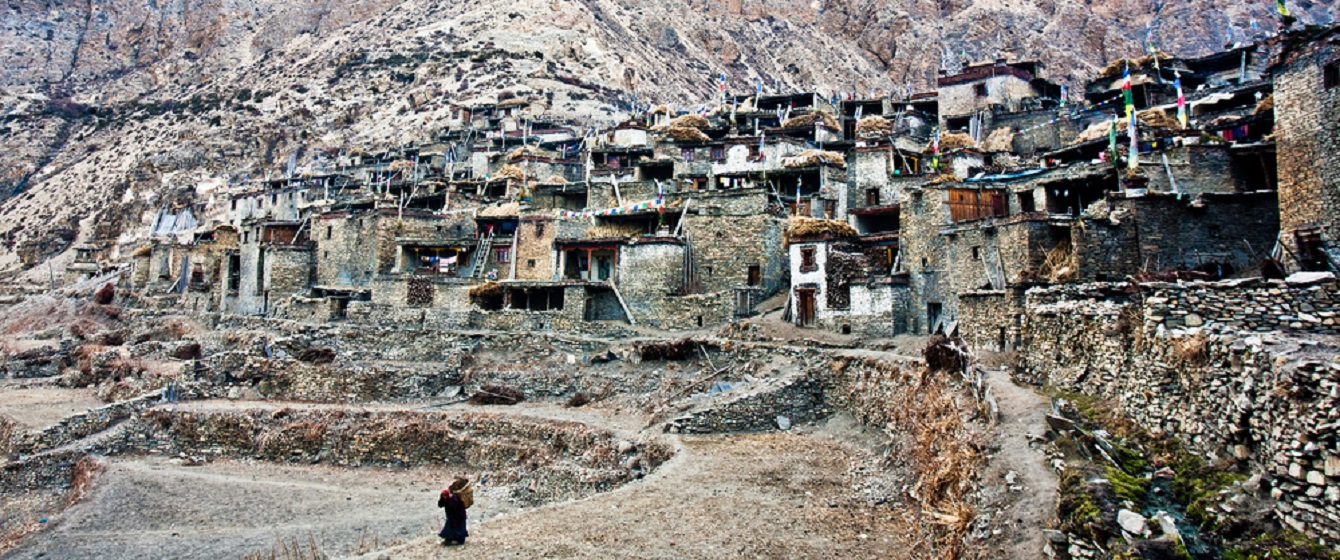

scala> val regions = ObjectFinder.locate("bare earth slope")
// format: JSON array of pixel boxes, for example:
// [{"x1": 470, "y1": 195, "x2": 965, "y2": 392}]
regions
[{"x1": 0, "y1": 0, "x2": 1335, "y2": 274}]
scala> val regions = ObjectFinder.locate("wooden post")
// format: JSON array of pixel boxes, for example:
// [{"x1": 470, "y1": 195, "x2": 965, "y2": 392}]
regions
[{"x1": 609, "y1": 281, "x2": 637, "y2": 325}]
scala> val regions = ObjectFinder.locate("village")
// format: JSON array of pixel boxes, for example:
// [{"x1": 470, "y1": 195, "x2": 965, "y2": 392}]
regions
[{"x1": 1, "y1": 20, "x2": 1338, "y2": 560}]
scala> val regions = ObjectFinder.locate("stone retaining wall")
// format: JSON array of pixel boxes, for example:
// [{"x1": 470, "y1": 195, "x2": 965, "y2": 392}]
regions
[
  {"x1": 1015, "y1": 278, "x2": 1340, "y2": 540},
  {"x1": 9, "y1": 391, "x2": 163, "y2": 458}
]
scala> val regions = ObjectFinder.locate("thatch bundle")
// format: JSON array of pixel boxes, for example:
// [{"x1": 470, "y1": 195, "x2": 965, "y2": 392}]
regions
[
  {"x1": 855, "y1": 116, "x2": 893, "y2": 135},
  {"x1": 648, "y1": 105, "x2": 671, "y2": 116},
  {"x1": 1097, "y1": 51, "x2": 1173, "y2": 78},
  {"x1": 468, "y1": 281, "x2": 504, "y2": 299},
  {"x1": 781, "y1": 111, "x2": 840, "y2": 130},
  {"x1": 495, "y1": 165, "x2": 526, "y2": 180},
  {"x1": 786, "y1": 217, "x2": 858, "y2": 239},
  {"x1": 497, "y1": 98, "x2": 529, "y2": 108},
  {"x1": 669, "y1": 114, "x2": 710, "y2": 129},
  {"x1": 507, "y1": 145, "x2": 551, "y2": 161},
  {"x1": 1073, "y1": 109, "x2": 1182, "y2": 144},
  {"x1": 981, "y1": 127, "x2": 1015, "y2": 152},
  {"x1": 924, "y1": 132, "x2": 975, "y2": 153},
  {"x1": 586, "y1": 222, "x2": 646, "y2": 238},
  {"x1": 666, "y1": 126, "x2": 711, "y2": 142},
  {"x1": 927, "y1": 173, "x2": 962, "y2": 185},
  {"x1": 1254, "y1": 93, "x2": 1275, "y2": 115},
  {"x1": 542, "y1": 174, "x2": 567, "y2": 184},
  {"x1": 478, "y1": 202, "x2": 520, "y2": 218},
  {"x1": 131, "y1": 246, "x2": 152, "y2": 258},
  {"x1": 389, "y1": 160, "x2": 416, "y2": 171},
  {"x1": 782, "y1": 149, "x2": 846, "y2": 168},
  {"x1": 1039, "y1": 238, "x2": 1077, "y2": 283}
]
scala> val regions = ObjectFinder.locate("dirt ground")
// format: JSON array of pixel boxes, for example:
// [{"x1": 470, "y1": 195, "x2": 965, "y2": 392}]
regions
[
  {"x1": 0, "y1": 383, "x2": 103, "y2": 429},
  {"x1": 357, "y1": 416, "x2": 916, "y2": 560},
  {"x1": 2, "y1": 457, "x2": 518, "y2": 560},
  {"x1": 975, "y1": 367, "x2": 1059, "y2": 560}
]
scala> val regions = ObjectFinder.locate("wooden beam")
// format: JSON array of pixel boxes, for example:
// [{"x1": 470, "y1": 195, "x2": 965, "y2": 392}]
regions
[{"x1": 609, "y1": 281, "x2": 637, "y2": 326}]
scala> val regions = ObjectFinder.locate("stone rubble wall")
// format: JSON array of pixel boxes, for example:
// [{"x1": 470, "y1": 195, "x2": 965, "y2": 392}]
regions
[
  {"x1": 667, "y1": 369, "x2": 830, "y2": 434},
  {"x1": 8, "y1": 390, "x2": 163, "y2": 458},
  {"x1": 1015, "y1": 278, "x2": 1340, "y2": 540}
]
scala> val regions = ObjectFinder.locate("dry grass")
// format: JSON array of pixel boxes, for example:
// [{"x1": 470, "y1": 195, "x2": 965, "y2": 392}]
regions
[
  {"x1": 1075, "y1": 109, "x2": 1183, "y2": 143},
  {"x1": 668, "y1": 114, "x2": 709, "y2": 129},
  {"x1": 541, "y1": 174, "x2": 567, "y2": 184},
  {"x1": 981, "y1": 127, "x2": 1015, "y2": 152},
  {"x1": 242, "y1": 534, "x2": 326, "y2": 560},
  {"x1": 855, "y1": 116, "x2": 892, "y2": 135},
  {"x1": 1172, "y1": 333, "x2": 1210, "y2": 367},
  {"x1": 927, "y1": 173, "x2": 962, "y2": 185},
  {"x1": 1039, "y1": 238, "x2": 1077, "y2": 283},
  {"x1": 665, "y1": 126, "x2": 711, "y2": 142},
  {"x1": 781, "y1": 111, "x2": 840, "y2": 130},
  {"x1": 494, "y1": 165, "x2": 526, "y2": 180},
  {"x1": 0, "y1": 296, "x2": 112, "y2": 337},
  {"x1": 1254, "y1": 93, "x2": 1274, "y2": 115},
  {"x1": 782, "y1": 149, "x2": 846, "y2": 168},
  {"x1": 586, "y1": 222, "x2": 645, "y2": 238},
  {"x1": 785, "y1": 217, "x2": 858, "y2": 239},
  {"x1": 924, "y1": 132, "x2": 974, "y2": 153},
  {"x1": 468, "y1": 281, "x2": 504, "y2": 299}
]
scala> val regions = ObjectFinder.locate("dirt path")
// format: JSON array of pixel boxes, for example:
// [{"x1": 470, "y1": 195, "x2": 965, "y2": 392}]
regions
[
  {"x1": 356, "y1": 427, "x2": 914, "y2": 560},
  {"x1": 0, "y1": 384, "x2": 102, "y2": 429},
  {"x1": 978, "y1": 368, "x2": 1059, "y2": 559}
]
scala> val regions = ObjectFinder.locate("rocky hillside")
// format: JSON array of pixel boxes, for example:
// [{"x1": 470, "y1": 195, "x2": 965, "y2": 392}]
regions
[{"x1": 0, "y1": 0, "x2": 1334, "y2": 276}]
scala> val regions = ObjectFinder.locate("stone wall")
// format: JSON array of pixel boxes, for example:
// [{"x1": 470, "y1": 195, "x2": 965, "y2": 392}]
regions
[
  {"x1": 1274, "y1": 32, "x2": 1340, "y2": 262},
  {"x1": 515, "y1": 217, "x2": 557, "y2": 280},
  {"x1": 8, "y1": 390, "x2": 164, "y2": 458},
  {"x1": 1011, "y1": 278, "x2": 1340, "y2": 540}
]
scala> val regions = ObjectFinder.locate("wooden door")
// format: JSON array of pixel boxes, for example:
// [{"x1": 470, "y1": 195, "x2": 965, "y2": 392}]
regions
[{"x1": 796, "y1": 288, "x2": 817, "y2": 327}]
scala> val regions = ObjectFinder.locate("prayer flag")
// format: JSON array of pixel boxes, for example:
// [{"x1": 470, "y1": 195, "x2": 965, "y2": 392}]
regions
[
  {"x1": 1060, "y1": 84, "x2": 1068, "y2": 107},
  {"x1": 1175, "y1": 72, "x2": 1187, "y2": 128},
  {"x1": 931, "y1": 128, "x2": 940, "y2": 172},
  {"x1": 1277, "y1": 0, "x2": 1290, "y2": 17}
]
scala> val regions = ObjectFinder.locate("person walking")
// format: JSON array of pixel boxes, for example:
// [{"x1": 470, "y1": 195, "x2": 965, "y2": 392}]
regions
[{"x1": 438, "y1": 479, "x2": 471, "y2": 546}]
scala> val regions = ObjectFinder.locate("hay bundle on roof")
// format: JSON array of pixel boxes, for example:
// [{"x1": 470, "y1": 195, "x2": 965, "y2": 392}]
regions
[
  {"x1": 495, "y1": 165, "x2": 526, "y2": 181},
  {"x1": 923, "y1": 132, "x2": 975, "y2": 153},
  {"x1": 783, "y1": 149, "x2": 846, "y2": 168},
  {"x1": 666, "y1": 126, "x2": 711, "y2": 142},
  {"x1": 786, "y1": 217, "x2": 858, "y2": 239},
  {"x1": 927, "y1": 173, "x2": 962, "y2": 185},
  {"x1": 781, "y1": 111, "x2": 840, "y2": 130},
  {"x1": 497, "y1": 98, "x2": 529, "y2": 108},
  {"x1": 1137, "y1": 108, "x2": 1180, "y2": 130},
  {"x1": 132, "y1": 246, "x2": 152, "y2": 258},
  {"x1": 1254, "y1": 93, "x2": 1274, "y2": 115},
  {"x1": 669, "y1": 114, "x2": 710, "y2": 129},
  {"x1": 855, "y1": 116, "x2": 893, "y2": 135},
  {"x1": 469, "y1": 281, "x2": 504, "y2": 299},
  {"x1": 542, "y1": 174, "x2": 567, "y2": 184},
  {"x1": 586, "y1": 222, "x2": 645, "y2": 239},
  {"x1": 507, "y1": 145, "x2": 551, "y2": 161},
  {"x1": 982, "y1": 127, "x2": 1015, "y2": 152},
  {"x1": 478, "y1": 202, "x2": 520, "y2": 218},
  {"x1": 648, "y1": 105, "x2": 671, "y2": 116},
  {"x1": 389, "y1": 160, "x2": 416, "y2": 171},
  {"x1": 1097, "y1": 52, "x2": 1172, "y2": 79}
]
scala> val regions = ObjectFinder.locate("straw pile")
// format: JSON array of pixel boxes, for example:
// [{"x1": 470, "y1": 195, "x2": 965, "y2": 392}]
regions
[
  {"x1": 131, "y1": 246, "x2": 152, "y2": 258},
  {"x1": 1073, "y1": 109, "x2": 1182, "y2": 144},
  {"x1": 782, "y1": 149, "x2": 846, "y2": 168},
  {"x1": 495, "y1": 165, "x2": 526, "y2": 180},
  {"x1": 586, "y1": 222, "x2": 645, "y2": 238},
  {"x1": 507, "y1": 145, "x2": 550, "y2": 161},
  {"x1": 1254, "y1": 93, "x2": 1274, "y2": 115},
  {"x1": 1137, "y1": 108, "x2": 1180, "y2": 130},
  {"x1": 666, "y1": 126, "x2": 711, "y2": 142},
  {"x1": 855, "y1": 116, "x2": 893, "y2": 135},
  {"x1": 497, "y1": 98, "x2": 529, "y2": 108},
  {"x1": 981, "y1": 127, "x2": 1015, "y2": 152},
  {"x1": 781, "y1": 111, "x2": 840, "y2": 130},
  {"x1": 478, "y1": 202, "x2": 520, "y2": 218},
  {"x1": 542, "y1": 175, "x2": 567, "y2": 184},
  {"x1": 927, "y1": 173, "x2": 962, "y2": 185},
  {"x1": 1097, "y1": 51, "x2": 1173, "y2": 78},
  {"x1": 786, "y1": 217, "x2": 858, "y2": 239},
  {"x1": 924, "y1": 132, "x2": 974, "y2": 153},
  {"x1": 648, "y1": 105, "x2": 671, "y2": 116},
  {"x1": 1038, "y1": 238, "x2": 1077, "y2": 283},
  {"x1": 669, "y1": 114, "x2": 710, "y2": 129},
  {"x1": 468, "y1": 281, "x2": 504, "y2": 299},
  {"x1": 389, "y1": 160, "x2": 416, "y2": 171}
]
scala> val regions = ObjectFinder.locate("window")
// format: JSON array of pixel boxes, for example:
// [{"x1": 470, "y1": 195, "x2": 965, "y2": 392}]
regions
[
  {"x1": 494, "y1": 247, "x2": 510, "y2": 263},
  {"x1": 748, "y1": 144, "x2": 761, "y2": 160},
  {"x1": 973, "y1": 83, "x2": 988, "y2": 97},
  {"x1": 326, "y1": 226, "x2": 332, "y2": 239},
  {"x1": 226, "y1": 255, "x2": 241, "y2": 292},
  {"x1": 800, "y1": 247, "x2": 817, "y2": 272},
  {"x1": 711, "y1": 146, "x2": 725, "y2": 160},
  {"x1": 1018, "y1": 192, "x2": 1036, "y2": 213},
  {"x1": 747, "y1": 265, "x2": 761, "y2": 286},
  {"x1": 535, "y1": 223, "x2": 545, "y2": 236},
  {"x1": 681, "y1": 148, "x2": 695, "y2": 162},
  {"x1": 527, "y1": 259, "x2": 537, "y2": 268},
  {"x1": 231, "y1": 200, "x2": 237, "y2": 211},
  {"x1": 866, "y1": 188, "x2": 880, "y2": 207},
  {"x1": 823, "y1": 200, "x2": 836, "y2": 219},
  {"x1": 1326, "y1": 62, "x2": 1340, "y2": 89},
  {"x1": 972, "y1": 246, "x2": 981, "y2": 261}
]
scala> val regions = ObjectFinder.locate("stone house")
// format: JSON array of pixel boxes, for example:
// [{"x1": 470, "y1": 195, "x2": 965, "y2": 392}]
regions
[
  {"x1": 937, "y1": 59, "x2": 1061, "y2": 134},
  {"x1": 1271, "y1": 25, "x2": 1340, "y2": 272}
]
